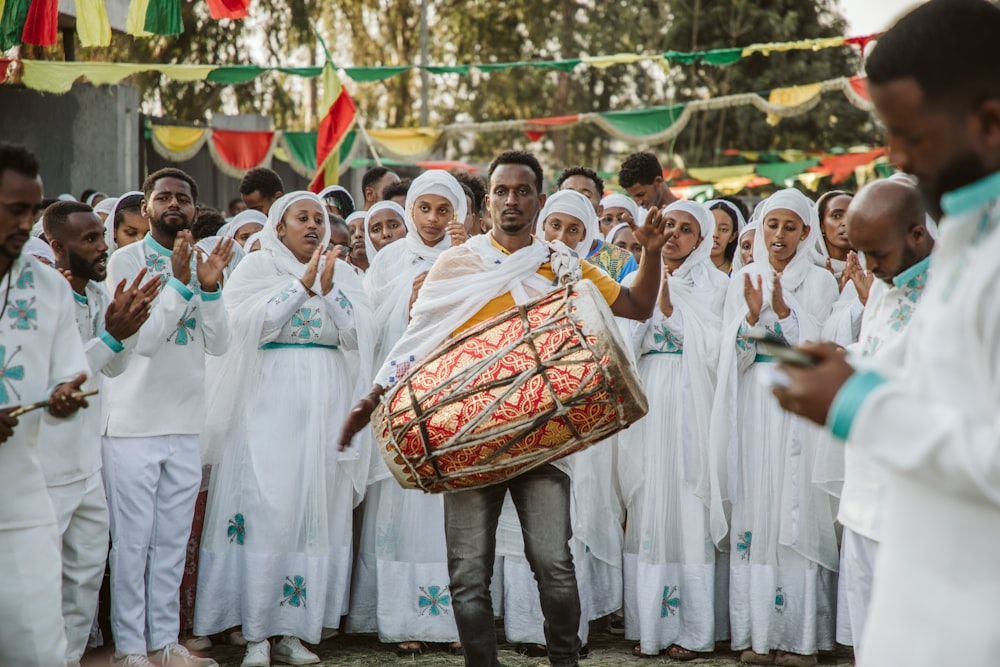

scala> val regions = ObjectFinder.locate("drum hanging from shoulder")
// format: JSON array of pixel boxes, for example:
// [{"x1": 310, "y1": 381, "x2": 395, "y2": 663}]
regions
[{"x1": 371, "y1": 279, "x2": 648, "y2": 493}]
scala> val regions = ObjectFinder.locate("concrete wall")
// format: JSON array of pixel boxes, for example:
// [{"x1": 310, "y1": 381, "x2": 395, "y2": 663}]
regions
[{"x1": 0, "y1": 83, "x2": 140, "y2": 199}]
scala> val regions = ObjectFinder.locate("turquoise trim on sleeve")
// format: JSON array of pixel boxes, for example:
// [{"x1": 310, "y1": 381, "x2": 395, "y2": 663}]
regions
[
  {"x1": 72, "y1": 291, "x2": 88, "y2": 305},
  {"x1": 99, "y1": 330, "x2": 125, "y2": 353},
  {"x1": 940, "y1": 171, "x2": 1000, "y2": 217},
  {"x1": 167, "y1": 277, "x2": 194, "y2": 301},
  {"x1": 892, "y1": 255, "x2": 931, "y2": 288},
  {"x1": 827, "y1": 370, "x2": 887, "y2": 441},
  {"x1": 200, "y1": 287, "x2": 222, "y2": 301}
]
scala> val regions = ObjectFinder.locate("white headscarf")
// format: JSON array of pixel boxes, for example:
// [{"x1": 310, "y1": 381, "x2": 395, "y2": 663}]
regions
[
  {"x1": 811, "y1": 191, "x2": 854, "y2": 279},
  {"x1": 24, "y1": 237, "x2": 55, "y2": 264},
  {"x1": 600, "y1": 194, "x2": 639, "y2": 222},
  {"x1": 93, "y1": 196, "x2": 117, "y2": 220},
  {"x1": 750, "y1": 188, "x2": 821, "y2": 295},
  {"x1": 535, "y1": 189, "x2": 598, "y2": 256},
  {"x1": 106, "y1": 190, "x2": 144, "y2": 255},
  {"x1": 403, "y1": 170, "x2": 467, "y2": 261},
  {"x1": 202, "y1": 190, "x2": 376, "y2": 496},
  {"x1": 224, "y1": 209, "x2": 268, "y2": 240},
  {"x1": 606, "y1": 222, "x2": 632, "y2": 248},
  {"x1": 85, "y1": 192, "x2": 108, "y2": 207},
  {"x1": 363, "y1": 200, "x2": 406, "y2": 260},
  {"x1": 706, "y1": 198, "x2": 747, "y2": 233},
  {"x1": 662, "y1": 200, "x2": 716, "y2": 283}
]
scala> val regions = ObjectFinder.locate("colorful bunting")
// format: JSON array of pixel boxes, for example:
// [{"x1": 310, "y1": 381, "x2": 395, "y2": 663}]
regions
[
  {"x1": 0, "y1": 0, "x2": 29, "y2": 50},
  {"x1": 144, "y1": 0, "x2": 183, "y2": 36},
  {"x1": 206, "y1": 0, "x2": 250, "y2": 21},
  {"x1": 21, "y1": 0, "x2": 58, "y2": 46},
  {"x1": 309, "y1": 64, "x2": 357, "y2": 192},
  {"x1": 75, "y1": 0, "x2": 112, "y2": 47},
  {"x1": 208, "y1": 128, "x2": 275, "y2": 177}
]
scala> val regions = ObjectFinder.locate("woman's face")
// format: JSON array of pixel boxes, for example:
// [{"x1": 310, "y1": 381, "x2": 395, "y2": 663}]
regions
[
  {"x1": 277, "y1": 199, "x2": 326, "y2": 263},
  {"x1": 412, "y1": 194, "x2": 454, "y2": 246},
  {"x1": 611, "y1": 226, "x2": 642, "y2": 263},
  {"x1": 542, "y1": 213, "x2": 587, "y2": 251},
  {"x1": 710, "y1": 209, "x2": 737, "y2": 260},
  {"x1": 739, "y1": 229, "x2": 755, "y2": 267},
  {"x1": 368, "y1": 209, "x2": 406, "y2": 252},
  {"x1": 233, "y1": 222, "x2": 264, "y2": 248},
  {"x1": 347, "y1": 218, "x2": 367, "y2": 262},
  {"x1": 661, "y1": 211, "x2": 703, "y2": 264},
  {"x1": 821, "y1": 194, "x2": 853, "y2": 252},
  {"x1": 762, "y1": 208, "x2": 808, "y2": 266},
  {"x1": 115, "y1": 210, "x2": 149, "y2": 248},
  {"x1": 599, "y1": 206, "x2": 634, "y2": 236}
]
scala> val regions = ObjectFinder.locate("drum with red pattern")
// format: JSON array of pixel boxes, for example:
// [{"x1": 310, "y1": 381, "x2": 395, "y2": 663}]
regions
[{"x1": 372, "y1": 280, "x2": 648, "y2": 493}]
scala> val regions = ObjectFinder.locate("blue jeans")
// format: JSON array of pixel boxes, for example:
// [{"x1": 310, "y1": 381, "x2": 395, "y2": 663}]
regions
[{"x1": 443, "y1": 464, "x2": 581, "y2": 667}]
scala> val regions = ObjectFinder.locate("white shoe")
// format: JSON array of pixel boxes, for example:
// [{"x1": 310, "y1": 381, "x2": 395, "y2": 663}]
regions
[
  {"x1": 113, "y1": 655, "x2": 156, "y2": 667},
  {"x1": 271, "y1": 637, "x2": 319, "y2": 665},
  {"x1": 241, "y1": 640, "x2": 271, "y2": 667},
  {"x1": 152, "y1": 642, "x2": 219, "y2": 667}
]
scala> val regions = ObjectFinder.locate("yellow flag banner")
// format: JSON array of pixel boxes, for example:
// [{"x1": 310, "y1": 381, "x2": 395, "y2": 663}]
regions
[
  {"x1": 742, "y1": 36, "x2": 846, "y2": 58},
  {"x1": 765, "y1": 83, "x2": 823, "y2": 125},
  {"x1": 580, "y1": 53, "x2": 650, "y2": 69},
  {"x1": 366, "y1": 128, "x2": 443, "y2": 159},
  {"x1": 150, "y1": 125, "x2": 208, "y2": 162},
  {"x1": 686, "y1": 165, "x2": 757, "y2": 182},
  {"x1": 75, "y1": 0, "x2": 111, "y2": 47}
]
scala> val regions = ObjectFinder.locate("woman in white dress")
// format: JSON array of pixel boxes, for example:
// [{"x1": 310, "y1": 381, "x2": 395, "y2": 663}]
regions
[
  {"x1": 709, "y1": 189, "x2": 840, "y2": 667},
  {"x1": 194, "y1": 192, "x2": 374, "y2": 667},
  {"x1": 347, "y1": 171, "x2": 467, "y2": 656},
  {"x1": 618, "y1": 200, "x2": 729, "y2": 659}
]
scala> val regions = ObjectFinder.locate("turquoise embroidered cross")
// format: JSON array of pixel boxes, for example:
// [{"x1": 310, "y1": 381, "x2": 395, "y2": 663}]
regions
[
  {"x1": 737, "y1": 531, "x2": 752, "y2": 560},
  {"x1": 0, "y1": 345, "x2": 24, "y2": 403},
  {"x1": 335, "y1": 290, "x2": 353, "y2": 315},
  {"x1": 774, "y1": 587, "x2": 785, "y2": 613},
  {"x1": 660, "y1": 585, "x2": 679, "y2": 617},
  {"x1": 653, "y1": 325, "x2": 682, "y2": 352},
  {"x1": 7, "y1": 298, "x2": 37, "y2": 330},
  {"x1": 418, "y1": 585, "x2": 452, "y2": 616},
  {"x1": 889, "y1": 303, "x2": 913, "y2": 331},
  {"x1": 15, "y1": 265, "x2": 33, "y2": 289},
  {"x1": 145, "y1": 252, "x2": 168, "y2": 277},
  {"x1": 281, "y1": 575, "x2": 307, "y2": 607},
  {"x1": 291, "y1": 308, "x2": 321, "y2": 339},
  {"x1": 227, "y1": 514, "x2": 245, "y2": 545},
  {"x1": 169, "y1": 306, "x2": 197, "y2": 345}
]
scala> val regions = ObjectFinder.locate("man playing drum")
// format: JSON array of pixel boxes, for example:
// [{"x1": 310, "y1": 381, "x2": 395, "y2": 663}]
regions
[{"x1": 340, "y1": 150, "x2": 669, "y2": 667}]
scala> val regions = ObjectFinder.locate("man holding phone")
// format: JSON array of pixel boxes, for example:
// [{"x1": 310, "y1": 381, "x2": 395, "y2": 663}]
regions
[{"x1": 772, "y1": 1, "x2": 1000, "y2": 664}]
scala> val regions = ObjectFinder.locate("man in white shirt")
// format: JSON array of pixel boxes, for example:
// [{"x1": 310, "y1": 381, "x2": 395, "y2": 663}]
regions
[
  {"x1": 0, "y1": 143, "x2": 91, "y2": 667},
  {"x1": 774, "y1": 1, "x2": 1000, "y2": 664},
  {"x1": 833, "y1": 179, "x2": 933, "y2": 657},
  {"x1": 103, "y1": 168, "x2": 234, "y2": 667},
  {"x1": 42, "y1": 200, "x2": 159, "y2": 665}
]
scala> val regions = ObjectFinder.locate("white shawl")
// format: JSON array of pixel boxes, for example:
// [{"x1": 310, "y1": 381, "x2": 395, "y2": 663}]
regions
[{"x1": 535, "y1": 189, "x2": 599, "y2": 256}]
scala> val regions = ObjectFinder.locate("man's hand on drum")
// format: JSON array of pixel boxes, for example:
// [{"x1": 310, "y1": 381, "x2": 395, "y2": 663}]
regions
[{"x1": 338, "y1": 385, "x2": 386, "y2": 451}]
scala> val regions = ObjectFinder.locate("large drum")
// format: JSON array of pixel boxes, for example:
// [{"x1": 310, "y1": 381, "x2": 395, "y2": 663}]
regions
[{"x1": 372, "y1": 279, "x2": 648, "y2": 493}]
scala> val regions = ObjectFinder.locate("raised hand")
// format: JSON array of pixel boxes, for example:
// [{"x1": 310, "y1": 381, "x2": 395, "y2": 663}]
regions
[
  {"x1": 633, "y1": 207, "x2": 669, "y2": 255},
  {"x1": 48, "y1": 373, "x2": 89, "y2": 418},
  {"x1": 845, "y1": 251, "x2": 873, "y2": 305},
  {"x1": 772, "y1": 272, "x2": 790, "y2": 319},
  {"x1": 300, "y1": 247, "x2": 321, "y2": 295},
  {"x1": 58, "y1": 268, "x2": 73, "y2": 284},
  {"x1": 195, "y1": 237, "x2": 235, "y2": 293},
  {"x1": 743, "y1": 273, "x2": 764, "y2": 325},
  {"x1": 447, "y1": 220, "x2": 468, "y2": 247},
  {"x1": 319, "y1": 249, "x2": 337, "y2": 296},
  {"x1": 171, "y1": 231, "x2": 194, "y2": 285},
  {"x1": 658, "y1": 268, "x2": 673, "y2": 318},
  {"x1": 104, "y1": 268, "x2": 157, "y2": 341}
]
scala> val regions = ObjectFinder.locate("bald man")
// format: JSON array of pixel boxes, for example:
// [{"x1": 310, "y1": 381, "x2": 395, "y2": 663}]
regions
[{"x1": 835, "y1": 178, "x2": 934, "y2": 658}]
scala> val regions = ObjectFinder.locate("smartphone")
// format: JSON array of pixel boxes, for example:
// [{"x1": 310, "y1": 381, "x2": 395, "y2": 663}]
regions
[{"x1": 745, "y1": 329, "x2": 818, "y2": 367}]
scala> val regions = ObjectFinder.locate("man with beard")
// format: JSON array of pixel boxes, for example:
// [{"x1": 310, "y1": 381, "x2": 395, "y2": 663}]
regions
[
  {"x1": 103, "y1": 168, "x2": 233, "y2": 667},
  {"x1": 340, "y1": 151, "x2": 670, "y2": 667},
  {"x1": 0, "y1": 144, "x2": 91, "y2": 667},
  {"x1": 42, "y1": 201, "x2": 160, "y2": 666},
  {"x1": 830, "y1": 179, "x2": 934, "y2": 659},
  {"x1": 771, "y1": 1, "x2": 1000, "y2": 664}
]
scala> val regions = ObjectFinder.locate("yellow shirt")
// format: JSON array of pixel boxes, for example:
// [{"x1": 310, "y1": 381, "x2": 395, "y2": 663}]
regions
[{"x1": 453, "y1": 235, "x2": 623, "y2": 335}]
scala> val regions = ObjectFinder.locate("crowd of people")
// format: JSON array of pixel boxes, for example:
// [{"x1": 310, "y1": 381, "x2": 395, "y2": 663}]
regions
[{"x1": 3, "y1": 2, "x2": 1000, "y2": 667}]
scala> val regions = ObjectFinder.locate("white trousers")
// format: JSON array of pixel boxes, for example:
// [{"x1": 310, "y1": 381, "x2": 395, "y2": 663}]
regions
[
  {"x1": 103, "y1": 435, "x2": 200, "y2": 656},
  {"x1": 48, "y1": 472, "x2": 109, "y2": 662},
  {"x1": 836, "y1": 527, "x2": 878, "y2": 656},
  {"x1": 0, "y1": 522, "x2": 68, "y2": 667}
]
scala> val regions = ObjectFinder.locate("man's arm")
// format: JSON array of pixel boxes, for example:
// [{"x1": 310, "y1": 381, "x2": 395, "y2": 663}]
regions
[{"x1": 609, "y1": 209, "x2": 667, "y2": 321}]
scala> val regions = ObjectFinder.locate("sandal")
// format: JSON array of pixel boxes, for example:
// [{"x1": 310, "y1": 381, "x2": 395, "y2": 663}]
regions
[
  {"x1": 632, "y1": 644, "x2": 657, "y2": 658},
  {"x1": 740, "y1": 649, "x2": 776, "y2": 664},
  {"x1": 667, "y1": 645, "x2": 702, "y2": 661},
  {"x1": 515, "y1": 643, "x2": 548, "y2": 658},
  {"x1": 774, "y1": 652, "x2": 817, "y2": 667},
  {"x1": 395, "y1": 642, "x2": 426, "y2": 657},
  {"x1": 447, "y1": 642, "x2": 464, "y2": 656}
]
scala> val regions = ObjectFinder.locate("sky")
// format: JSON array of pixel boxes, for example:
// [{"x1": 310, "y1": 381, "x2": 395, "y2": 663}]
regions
[{"x1": 839, "y1": 0, "x2": 925, "y2": 34}]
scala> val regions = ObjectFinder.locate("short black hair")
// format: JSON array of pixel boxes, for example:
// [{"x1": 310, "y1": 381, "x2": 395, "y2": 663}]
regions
[
  {"x1": 0, "y1": 143, "x2": 40, "y2": 182},
  {"x1": 362, "y1": 166, "x2": 396, "y2": 193},
  {"x1": 619, "y1": 152, "x2": 663, "y2": 189},
  {"x1": 709, "y1": 197, "x2": 747, "y2": 262},
  {"x1": 488, "y1": 151, "x2": 544, "y2": 192},
  {"x1": 866, "y1": 0, "x2": 1000, "y2": 109},
  {"x1": 557, "y1": 166, "x2": 604, "y2": 196},
  {"x1": 238, "y1": 167, "x2": 283, "y2": 198},
  {"x1": 816, "y1": 190, "x2": 854, "y2": 222},
  {"x1": 43, "y1": 201, "x2": 93, "y2": 241},
  {"x1": 80, "y1": 188, "x2": 97, "y2": 203},
  {"x1": 381, "y1": 178, "x2": 411, "y2": 203},
  {"x1": 143, "y1": 167, "x2": 199, "y2": 202},
  {"x1": 449, "y1": 171, "x2": 485, "y2": 215},
  {"x1": 191, "y1": 208, "x2": 227, "y2": 241},
  {"x1": 329, "y1": 215, "x2": 349, "y2": 239}
]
